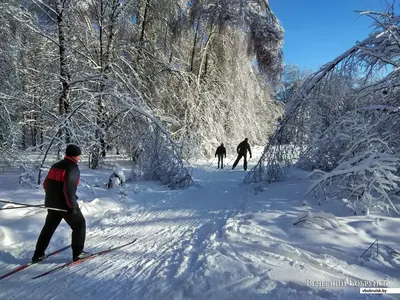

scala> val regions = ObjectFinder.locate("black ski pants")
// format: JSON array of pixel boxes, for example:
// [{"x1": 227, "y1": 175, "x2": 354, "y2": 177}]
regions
[
  {"x1": 33, "y1": 208, "x2": 86, "y2": 259},
  {"x1": 217, "y1": 154, "x2": 225, "y2": 168},
  {"x1": 232, "y1": 153, "x2": 248, "y2": 170}
]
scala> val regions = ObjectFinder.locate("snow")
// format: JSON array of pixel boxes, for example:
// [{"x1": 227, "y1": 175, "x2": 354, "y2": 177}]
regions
[{"x1": 0, "y1": 147, "x2": 399, "y2": 300}]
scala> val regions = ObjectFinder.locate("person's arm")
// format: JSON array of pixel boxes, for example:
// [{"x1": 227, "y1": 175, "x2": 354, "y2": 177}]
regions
[
  {"x1": 248, "y1": 144, "x2": 252, "y2": 158},
  {"x1": 64, "y1": 166, "x2": 80, "y2": 210},
  {"x1": 223, "y1": 147, "x2": 226, "y2": 158},
  {"x1": 236, "y1": 144, "x2": 240, "y2": 154},
  {"x1": 215, "y1": 148, "x2": 218, "y2": 158}
]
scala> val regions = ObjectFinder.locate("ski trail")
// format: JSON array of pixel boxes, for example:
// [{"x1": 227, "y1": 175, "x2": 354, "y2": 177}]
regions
[{"x1": 1, "y1": 158, "x2": 399, "y2": 300}]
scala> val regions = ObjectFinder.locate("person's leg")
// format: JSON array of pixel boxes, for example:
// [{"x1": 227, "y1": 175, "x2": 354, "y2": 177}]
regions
[
  {"x1": 244, "y1": 154, "x2": 248, "y2": 170},
  {"x1": 217, "y1": 156, "x2": 221, "y2": 168},
  {"x1": 63, "y1": 209, "x2": 86, "y2": 259},
  {"x1": 221, "y1": 155, "x2": 224, "y2": 168},
  {"x1": 32, "y1": 210, "x2": 62, "y2": 260},
  {"x1": 232, "y1": 154, "x2": 243, "y2": 169}
]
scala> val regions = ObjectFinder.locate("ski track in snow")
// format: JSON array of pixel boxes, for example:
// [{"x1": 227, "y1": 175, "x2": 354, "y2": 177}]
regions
[{"x1": 0, "y1": 150, "x2": 399, "y2": 300}]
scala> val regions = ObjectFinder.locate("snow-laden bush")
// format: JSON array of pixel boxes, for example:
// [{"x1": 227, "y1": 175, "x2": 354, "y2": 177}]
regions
[
  {"x1": 19, "y1": 164, "x2": 40, "y2": 187},
  {"x1": 124, "y1": 115, "x2": 195, "y2": 189},
  {"x1": 293, "y1": 211, "x2": 340, "y2": 229},
  {"x1": 306, "y1": 146, "x2": 400, "y2": 216},
  {"x1": 301, "y1": 106, "x2": 400, "y2": 215},
  {"x1": 298, "y1": 107, "x2": 400, "y2": 172},
  {"x1": 136, "y1": 128, "x2": 194, "y2": 189}
]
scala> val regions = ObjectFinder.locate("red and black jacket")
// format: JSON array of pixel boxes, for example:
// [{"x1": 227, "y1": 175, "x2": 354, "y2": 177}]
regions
[{"x1": 43, "y1": 156, "x2": 80, "y2": 211}]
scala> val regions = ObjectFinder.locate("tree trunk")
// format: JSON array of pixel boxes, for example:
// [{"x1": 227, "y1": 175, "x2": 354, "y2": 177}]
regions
[
  {"x1": 91, "y1": 0, "x2": 120, "y2": 169},
  {"x1": 189, "y1": 20, "x2": 199, "y2": 73},
  {"x1": 137, "y1": 0, "x2": 151, "y2": 64},
  {"x1": 31, "y1": 111, "x2": 37, "y2": 149},
  {"x1": 21, "y1": 113, "x2": 27, "y2": 150},
  {"x1": 197, "y1": 29, "x2": 215, "y2": 85},
  {"x1": 56, "y1": 0, "x2": 71, "y2": 144}
]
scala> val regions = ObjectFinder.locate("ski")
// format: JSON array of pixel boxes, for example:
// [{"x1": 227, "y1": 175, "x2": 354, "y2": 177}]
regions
[
  {"x1": 0, "y1": 245, "x2": 70, "y2": 281},
  {"x1": 32, "y1": 238, "x2": 137, "y2": 279}
]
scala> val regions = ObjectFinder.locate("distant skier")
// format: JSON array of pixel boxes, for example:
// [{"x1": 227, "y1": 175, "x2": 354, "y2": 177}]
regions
[
  {"x1": 215, "y1": 143, "x2": 227, "y2": 169},
  {"x1": 232, "y1": 138, "x2": 252, "y2": 171},
  {"x1": 31, "y1": 145, "x2": 91, "y2": 263}
]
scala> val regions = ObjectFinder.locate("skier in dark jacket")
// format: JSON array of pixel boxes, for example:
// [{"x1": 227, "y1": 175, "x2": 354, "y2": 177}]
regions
[
  {"x1": 31, "y1": 144, "x2": 90, "y2": 263},
  {"x1": 232, "y1": 138, "x2": 252, "y2": 171},
  {"x1": 215, "y1": 143, "x2": 227, "y2": 169}
]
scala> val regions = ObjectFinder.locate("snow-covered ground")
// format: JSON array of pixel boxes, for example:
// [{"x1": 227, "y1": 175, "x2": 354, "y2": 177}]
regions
[{"x1": 0, "y1": 148, "x2": 399, "y2": 300}]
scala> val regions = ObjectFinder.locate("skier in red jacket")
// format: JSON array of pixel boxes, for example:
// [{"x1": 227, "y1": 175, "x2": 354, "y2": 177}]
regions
[{"x1": 31, "y1": 144, "x2": 90, "y2": 262}]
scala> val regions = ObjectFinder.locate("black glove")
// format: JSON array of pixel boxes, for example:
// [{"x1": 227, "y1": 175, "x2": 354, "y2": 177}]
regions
[{"x1": 69, "y1": 207, "x2": 80, "y2": 215}]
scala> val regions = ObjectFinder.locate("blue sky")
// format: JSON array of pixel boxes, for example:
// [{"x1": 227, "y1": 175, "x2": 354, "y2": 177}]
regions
[{"x1": 269, "y1": 0, "x2": 391, "y2": 71}]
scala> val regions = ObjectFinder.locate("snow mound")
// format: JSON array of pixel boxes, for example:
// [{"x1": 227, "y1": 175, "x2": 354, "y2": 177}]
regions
[
  {"x1": 78, "y1": 198, "x2": 122, "y2": 218},
  {"x1": 0, "y1": 225, "x2": 20, "y2": 247},
  {"x1": 114, "y1": 166, "x2": 126, "y2": 182},
  {"x1": 222, "y1": 218, "x2": 239, "y2": 234}
]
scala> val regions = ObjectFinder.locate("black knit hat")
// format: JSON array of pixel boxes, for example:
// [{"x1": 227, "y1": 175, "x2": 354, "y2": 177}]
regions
[{"x1": 66, "y1": 144, "x2": 82, "y2": 157}]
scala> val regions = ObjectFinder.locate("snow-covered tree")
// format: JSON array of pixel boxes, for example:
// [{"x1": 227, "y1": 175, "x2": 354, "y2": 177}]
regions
[
  {"x1": 245, "y1": 4, "x2": 400, "y2": 215},
  {"x1": 0, "y1": 0, "x2": 284, "y2": 189}
]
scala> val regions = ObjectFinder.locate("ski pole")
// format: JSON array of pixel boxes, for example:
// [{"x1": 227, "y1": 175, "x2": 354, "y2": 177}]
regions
[
  {"x1": 0, "y1": 199, "x2": 42, "y2": 206},
  {"x1": 226, "y1": 157, "x2": 235, "y2": 167},
  {"x1": 0, "y1": 205, "x2": 68, "y2": 212},
  {"x1": 0, "y1": 200, "x2": 68, "y2": 212},
  {"x1": 37, "y1": 207, "x2": 68, "y2": 212},
  {"x1": 209, "y1": 157, "x2": 216, "y2": 166},
  {"x1": 0, "y1": 204, "x2": 44, "y2": 211}
]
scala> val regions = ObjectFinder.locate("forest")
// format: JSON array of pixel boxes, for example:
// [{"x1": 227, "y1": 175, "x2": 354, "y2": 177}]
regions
[
  {"x1": 1, "y1": 0, "x2": 400, "y2": 215},
  {"x1": 0, "y1": 0, "x2": 283, "y2": 175}
]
